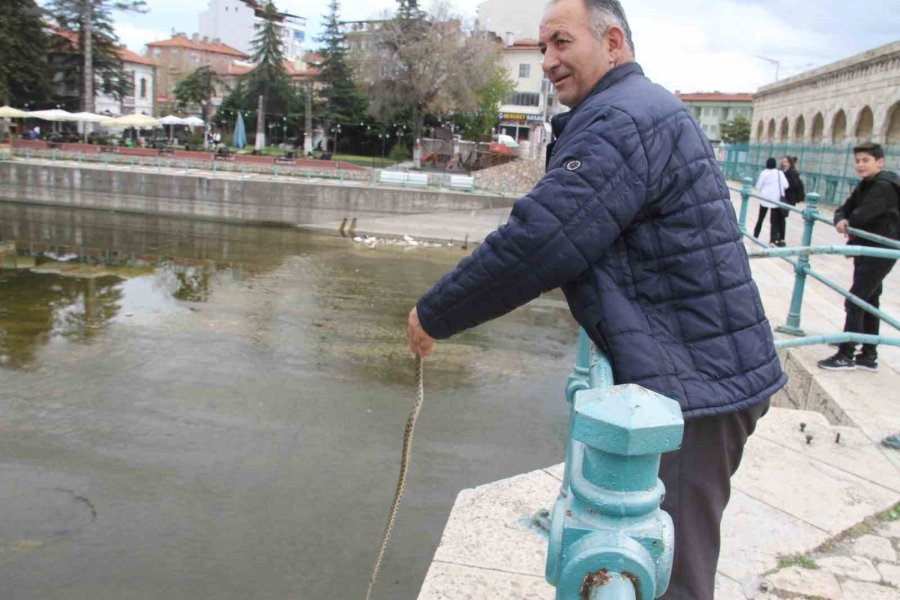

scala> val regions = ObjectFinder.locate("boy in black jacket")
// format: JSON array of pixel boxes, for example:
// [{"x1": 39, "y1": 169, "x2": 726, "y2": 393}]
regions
[{"x1": 819, "y1": 142, "x2": 899, "y2": 371}]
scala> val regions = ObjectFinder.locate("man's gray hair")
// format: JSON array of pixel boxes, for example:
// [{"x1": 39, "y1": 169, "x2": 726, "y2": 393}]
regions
[{"x1": 552, "y1": 0, "x2": 635, "y2": 56}]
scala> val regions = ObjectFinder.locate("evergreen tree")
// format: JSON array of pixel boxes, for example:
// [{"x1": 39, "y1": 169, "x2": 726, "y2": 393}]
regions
[
  {"x1": 316, "y1": 0, "x2": 366, "y2": 129},
  {"x1": 242, "y1": 1, "x2": 292, "y2": 117},
  {"x1": 0, "y1": 0, "x2": 51, "y2": 106},
  {"x1": 47, "y1": 0, "x2": 147, "y2": 112},
  {"x1": 721, "y1": 115, "x2": 751, "y2": 144}
]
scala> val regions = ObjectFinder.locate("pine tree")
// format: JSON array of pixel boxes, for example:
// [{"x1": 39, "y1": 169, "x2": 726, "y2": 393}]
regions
[
  {"x1": 242, "y1": 1, "x2": 292, "y2": 117},
  {"x1": 47, "y1": 0, "x2": 147, "y2": 112},
  {"x1": 0, "y1": 0, "x2": 51, "y2": 106},
  {"x1": 173, "y1": 66, "x2": 221, "y2": 125},
  {"x1": 316, "y1": 0, "x2": 366, "y2": 129}
]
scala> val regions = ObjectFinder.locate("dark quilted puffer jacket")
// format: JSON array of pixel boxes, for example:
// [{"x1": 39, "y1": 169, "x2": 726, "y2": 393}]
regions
[{"x1": 417, "y1": 63, "x2": 786, "y2": 419}]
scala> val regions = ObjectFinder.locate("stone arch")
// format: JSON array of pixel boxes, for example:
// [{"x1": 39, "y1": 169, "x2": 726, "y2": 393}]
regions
[
  {"x1": 831, "y1": 110, "x2": 847, "y2": 145},
  {"x1": 885, "y1": 102, "x2": 900, "y2": 145},
  {"x1": 767, "y1": 118, "x2": 776, "y2": 140},
  {"x1": 794, "y1": 115, "x2": 806, "y2": 142},
  {"x1": 756, "y1": 120, "x2": 764, "y2": 141},
  {"x1": 779, "y1": 117, "x2": 789, "y2": 141},
  {"x1": 855, "y1": 106, "x2": 874, "y2": 142},
  {"x1": 811, "y1": 112, "x2": 824, "y2": 143}
]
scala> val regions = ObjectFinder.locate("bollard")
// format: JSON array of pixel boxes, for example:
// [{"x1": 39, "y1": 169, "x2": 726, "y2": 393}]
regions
[
  {"x1": 546, "y1": 384, "x2": 684, "y2": 600},
  {"x1": 776, "y1": 192, "x2": 820, "y2": 336},
  {"x1": 738, "y1": 177, "x2": 752, "y2": 234}
]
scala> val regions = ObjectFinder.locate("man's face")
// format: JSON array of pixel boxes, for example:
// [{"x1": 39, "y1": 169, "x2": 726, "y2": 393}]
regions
[
  {"x1": 854, "y1": 152, "x2": 885, "y2": 179},
  {"x1": 539, "y1": 0, "x2": 611, "y2": 108}
]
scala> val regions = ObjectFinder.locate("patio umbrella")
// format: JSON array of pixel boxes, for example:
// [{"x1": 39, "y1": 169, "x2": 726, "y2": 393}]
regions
[
  {"x1": 0, "y1": 106, "x2": 28, "y2": 118},
  {"x1": 27, "y1": 109, "x2": 77, "y2": 121},
  {"x1": 69, "y1": 112, "x2": 107, "y2": 122},
  {"x1": 232, "y1": 112, "x2": 246, "y2": 149},
  {"x1": 183, "y1": 116, "x2": 205, "y2": 127},
  {"x1": 159, "y1": 115, "x2": 187, "y2": 141},
  {"x1": 100, "y1": 113, "x2": 159, "y2": 128}
]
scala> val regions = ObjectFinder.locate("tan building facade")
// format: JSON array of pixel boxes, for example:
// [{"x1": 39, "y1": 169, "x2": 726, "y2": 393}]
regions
[{"x1": 751, "y1": 41, "x2": 900, "y2": 146}]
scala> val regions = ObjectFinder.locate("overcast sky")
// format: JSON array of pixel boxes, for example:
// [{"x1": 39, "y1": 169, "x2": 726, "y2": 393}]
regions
[{"x1": 106, "y1": 0, "x2": 900, "y2": 94}]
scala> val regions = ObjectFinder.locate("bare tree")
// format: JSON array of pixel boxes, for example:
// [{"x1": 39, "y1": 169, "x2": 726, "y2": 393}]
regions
[{"x1": 351, "y1": 1, "x2": 504, "y2": 142}]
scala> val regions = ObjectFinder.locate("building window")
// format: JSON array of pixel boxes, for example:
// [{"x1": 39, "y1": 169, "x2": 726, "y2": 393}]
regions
[
  {"x1": 153, "y1": 48, "x2": 161, "y2": 57},
  {"x1": 506, "y1": 91, "x2": 540, "y2": 107},
  {"x1": 140, "y1": 78, "x2": 147, "y2": 99},
  {"x1": 519, "y1": 64, "x2": 530, "y2": 78}
]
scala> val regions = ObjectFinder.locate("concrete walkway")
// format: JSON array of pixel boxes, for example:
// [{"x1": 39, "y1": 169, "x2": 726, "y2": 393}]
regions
[{"x1": 411, "y1": 184, "x2": 900, "y2": 599}]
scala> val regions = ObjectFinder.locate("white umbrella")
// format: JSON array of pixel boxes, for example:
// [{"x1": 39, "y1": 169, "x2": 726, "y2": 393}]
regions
[
  {"x1": 0, "y1": 106, "x2": 28, "y2": 118},
  {"x1": 27, "y1": 109, "x2": 78, "y2": 121},
  {"x1": 158, "y1": 115, "x2": 187, "y2": 125},
  {"x1": 69, "y1": 112, "x2": 108, "y2": 122},
  {"x1": 182, "y1": 116, "x2": 205, "y2": 127},
  {"x1": 100, "y1": 113, "x2": 159, "y2": 127}
]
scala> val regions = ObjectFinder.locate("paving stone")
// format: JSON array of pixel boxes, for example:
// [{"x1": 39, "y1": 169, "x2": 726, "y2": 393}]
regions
[
  {"x1": 430, "y1": 469, "x2": 558, "y2": 576},
  {"x1": 852, "y1": 535, "x2": 897, "y2": 563},
  {"x1": 878, "y1": 519, "x2": 900, "y2": 539},
  {"x1": 718, "y1": 490, "x2": 829, "y2": 580},
  {"x1": 841, "y1": 580, "x2": 898, "y2": 600},
  {"x1": 714, "y1": 573, "x2": 745, "y2": 599},
  {"x1": 732, "y1": 436, "x2": 899, "y2": 535},
  {"x1": 768, "y1": 566, "x2": 843, "y2": 599},
  {"x1": 818, "y1": 556, "x2": 881, "y2": 582},
  {"x1": 418, "y1": 561, "x2": 554, "y2": 600},
  {"x1": 877, "y1": 562, "x2": 900, "y2": 587}
]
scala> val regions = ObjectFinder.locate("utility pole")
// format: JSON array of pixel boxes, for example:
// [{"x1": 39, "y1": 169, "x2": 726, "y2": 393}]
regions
[
  {"x1": 304, "y1": 81, "x2": 313, "y2": 155},
  {"x1": 255, "y1": 94, "x2": 265, "y2": 151}
]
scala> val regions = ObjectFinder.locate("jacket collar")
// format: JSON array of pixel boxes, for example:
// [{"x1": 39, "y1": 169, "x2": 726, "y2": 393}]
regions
[{"x1": 550, "y1": 62, "x2": 644, "y2": 141}]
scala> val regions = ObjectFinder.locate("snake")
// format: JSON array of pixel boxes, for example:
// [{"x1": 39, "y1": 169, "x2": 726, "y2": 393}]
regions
[{"x1": 365, "y1": 355, "x2": 425, "y2": 600}]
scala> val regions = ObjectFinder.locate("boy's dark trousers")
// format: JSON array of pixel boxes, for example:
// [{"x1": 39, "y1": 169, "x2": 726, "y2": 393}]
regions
[
  {"x1": 839, "y1": 255, "x2": 896, "y2": 357},
  {"x1": 658, "y1": 398, "x2": 770, "y2": 600}
]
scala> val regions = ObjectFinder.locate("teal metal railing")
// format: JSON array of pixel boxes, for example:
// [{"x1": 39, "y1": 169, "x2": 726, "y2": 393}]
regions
[
  {"x1": 721, "y1": 143, "x2": 900, "y2": 205},
  {"x1": 733, "y1": 177, "x2": 900, "y2": 350},
  {"x1": 546, "y1": 330, "x2": 683, "y2": 599}
]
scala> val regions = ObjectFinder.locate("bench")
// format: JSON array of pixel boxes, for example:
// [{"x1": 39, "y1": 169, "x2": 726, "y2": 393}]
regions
[
  {"x1": 274, "y1": 157, "x2": 295, "y2": 165},
  {"x1": 213, "y1": 153, "x2": 235, "y2": 161},
  {"x1": 99, "y1": 145, "x2": 119, "y2": 154},
  {"x1": 449, "y1": 175, "x2": 475, "y2": 191},
  {"x1": 46, "y1": 141, "x2": 62, "y2": 149},
  {"x1": 378, "y1": 170, "x2": 428, "y2": 187},
  {"x1": 158, "y1": 147, "x2": 175, "y2": 156}
]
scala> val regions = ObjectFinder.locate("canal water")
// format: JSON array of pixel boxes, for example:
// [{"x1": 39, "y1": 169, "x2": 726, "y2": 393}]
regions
[{"x1": 0, "y1": 201, "x2": 577, "y2": 600}]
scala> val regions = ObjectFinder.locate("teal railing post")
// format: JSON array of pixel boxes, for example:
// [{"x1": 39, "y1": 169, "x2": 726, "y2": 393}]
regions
[
  {"x1": 562, "y1": 329, "x2": 593, "y2": 497},
  {"x1": 738, "y1": 177, "x2": 752, "y2": 234},
  {"x1": 546, "y1": 383, "x2": 684, "y2": 600},
  {"x1": 777, "y1": 191, "x2": 820, "y2": 336}
]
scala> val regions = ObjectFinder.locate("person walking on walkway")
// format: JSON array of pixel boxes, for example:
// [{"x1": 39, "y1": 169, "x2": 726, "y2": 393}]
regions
[
  {"x1": 780, "y1": 155, "x2": 805, "y2": 244},
  {"x1": 818, "y1": 141, "x2": 899, "y2": 371},
  {"x1": 753, "y1": 157, "x2": 789, "y2": 245},
  {"x1": 406, "y1": 1, "x2": 785, "y2": 598}
]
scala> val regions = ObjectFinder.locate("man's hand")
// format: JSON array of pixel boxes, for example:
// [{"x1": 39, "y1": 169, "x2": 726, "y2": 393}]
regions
[
  {"x1": 836, "y1": 219, "x2": 850, "y2": 235},
  {"x1": 407, "y1": 307, "x2": 435, "y2": 358}
]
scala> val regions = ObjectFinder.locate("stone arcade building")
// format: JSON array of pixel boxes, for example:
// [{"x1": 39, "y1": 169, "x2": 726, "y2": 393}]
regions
[{"x1": 751, "y1": 41, "x2": 900, "y2": 146}]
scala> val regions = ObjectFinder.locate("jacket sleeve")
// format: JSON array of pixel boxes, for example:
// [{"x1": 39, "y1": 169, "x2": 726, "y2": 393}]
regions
[
  {"x1": 416, "y1": 117, "x2": 648, "y2": 339},
  {"x1": 834, "y1": 187, "x2": 857, "y2": 224},
  {"x1": 847, "y1": 180, "x2": 896, "y2": 228}
]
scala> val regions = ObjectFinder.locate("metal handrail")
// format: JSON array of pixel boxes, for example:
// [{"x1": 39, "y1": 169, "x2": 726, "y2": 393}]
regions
[{"x1": 730, "y1": 176, "x2": 899, "y2": 344}]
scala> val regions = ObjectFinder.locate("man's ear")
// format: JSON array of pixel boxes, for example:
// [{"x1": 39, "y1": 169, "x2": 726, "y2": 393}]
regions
[{"x1": 606, "y1": 26, "x2": 628, "y2": 63}]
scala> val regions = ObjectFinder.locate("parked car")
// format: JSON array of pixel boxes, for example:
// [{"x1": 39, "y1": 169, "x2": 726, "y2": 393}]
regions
[{"x1": 492, "y1": 133, "x2": 520, "y2": 149}]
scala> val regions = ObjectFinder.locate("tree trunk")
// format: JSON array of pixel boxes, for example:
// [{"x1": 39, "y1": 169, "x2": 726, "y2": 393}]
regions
[
  {"x1": 82, "y1": 0, "x2": 93, "y2": 113},
  {"x1": 304, "y1": 81, "x2": 313, "y2": 155},
  {"x1": 255, "y1": 94, "x2": 265, "y2": 150}
]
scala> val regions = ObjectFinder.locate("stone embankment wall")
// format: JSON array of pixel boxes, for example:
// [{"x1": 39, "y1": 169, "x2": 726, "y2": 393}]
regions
[
  {"x1": 474, "y1": 155, "x2": 546, "y2": 197},
  {"x1": 0, "y1": 161, "x2": 514, "y2": 227}
]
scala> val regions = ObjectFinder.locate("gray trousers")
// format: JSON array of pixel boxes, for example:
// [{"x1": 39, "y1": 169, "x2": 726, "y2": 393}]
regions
[{"x1": 658, "y1": 398, "x2": 770, "y2": 600}]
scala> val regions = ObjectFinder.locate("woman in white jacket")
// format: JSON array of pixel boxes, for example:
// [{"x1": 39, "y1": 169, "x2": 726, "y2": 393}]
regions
[{"x1": 753, "y1": 157, "x2": 790, "y2": 245}]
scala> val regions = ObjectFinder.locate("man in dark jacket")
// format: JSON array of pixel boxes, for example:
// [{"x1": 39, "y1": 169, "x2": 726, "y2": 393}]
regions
[
  {"x1": 818, "y1": 141, "x2": 899, "y2": 372},
  {"x1": 407, "y1": 1, "x2": 786, "y2": 597}
]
